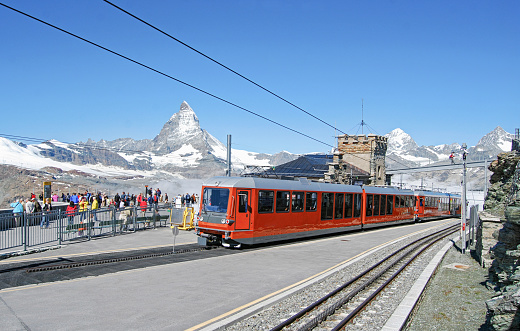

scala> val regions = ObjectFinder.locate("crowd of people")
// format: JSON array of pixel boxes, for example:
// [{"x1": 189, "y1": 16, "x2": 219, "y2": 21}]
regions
[{"x1": 9, "y1": 188, "x2": 200, "y2": 229}]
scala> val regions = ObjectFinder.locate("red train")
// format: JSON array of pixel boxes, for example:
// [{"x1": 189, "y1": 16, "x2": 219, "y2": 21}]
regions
[{"x1": 196, "y1": 176, "x2": 461, "y2": 248}]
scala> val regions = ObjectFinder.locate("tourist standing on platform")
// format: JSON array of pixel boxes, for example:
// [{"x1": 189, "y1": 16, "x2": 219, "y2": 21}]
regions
[
  {"x1": 70, "y1": 193, "x2": 79, "y2": 204},
  {"x1": 147, "y1": 194, "x2": 153, "y2": 211},
  {"x1": 164, "y1": 193, "x2": 169, "y2": 203},
  {"x1": 34, "y1": 198, "x2": 42, "y2": 213},
  {"x1": 91, "y1": 195, "x2": 99, "y2": 222},
  {"x1": 66, "y1": 201, "x2": 76, "y2": 226},
  {"x1": 10, "y1": 199, "x2": 24, "y2": 227},
  {"x1": 114, "y1": 193, "x2": 120, "y2": 209},
  {"x1": 140, "y1": 197, "x2": 147, "y2": 217},
  {"x1": 185, "y1": 193, "x2": 191, "y2": 207},
  {"x1": 25, "y1": 198, "x2": 35, "y2": 214},
  {"x1": 41, "y1": 198, "x2": 52, "y2": 228},
  {"x1": 79, "y1": 196, "x2": 88, "y2": 222},
  {"x1": 120, "y1": 202, "x2": 134, "y2": 231}
]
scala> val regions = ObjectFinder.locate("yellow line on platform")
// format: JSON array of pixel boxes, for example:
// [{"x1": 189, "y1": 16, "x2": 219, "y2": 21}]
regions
[{"x1": 186, "y1": 219, "x2": 455, "y2": 331}]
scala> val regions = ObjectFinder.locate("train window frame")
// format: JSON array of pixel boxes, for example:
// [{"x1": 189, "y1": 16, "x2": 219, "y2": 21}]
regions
[
  {"x1": 201, "y1": 187, "x2": 230, "y2": 214},
  {"x1": 380, "y1": 195, "x2": 387, "y2": 215},
  {"x1": 292, "y1": 191, "x2": 305, "y2": 212},
  {"x1": 386, "y1": 195, "x2": 394, "y2": 215},
  {"x1": 366, "y1": 194, "x2": 373, "y2": 217},
  {"x1": 321, "y1": 192, "x2": 334, "y2": 220},
  {"x1": 374, "y1": 195, "x2": 380, "y2": 216},
  {"x1": 276, "y1": 191, "x2": 291, "y2": 213},
  {"x1": 238, "y1": 191, "x2": 249, "y2": 213},
  {"x1": 334, "y1": 193, "x2": 344, "y2": 219},
  {"x1": 258, "y1": 190, "x2": 274, "y2": 213},
  {"x1": 344, "y1": 193, "x2": 353, "y2": 218},
  {"x1": 354, "y1": 194, "x2": 362, "y2": 218},
  {"x1": 306, "y1": 192, "x2": 317, "y2": 212}
]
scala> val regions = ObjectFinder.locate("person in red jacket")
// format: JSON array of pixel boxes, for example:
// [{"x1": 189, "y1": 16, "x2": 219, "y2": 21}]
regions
[
  {"x1": 65, "y1": 201, "x2": 77, "y2": 226},
  {"x1": 139, "y1": 198, "x2": 147, "y2": 217}
]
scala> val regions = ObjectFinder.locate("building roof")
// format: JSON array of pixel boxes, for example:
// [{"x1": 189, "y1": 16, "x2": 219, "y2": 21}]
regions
[{"x1": 244, "y1": 154, "x2": 369, "y2": 179}]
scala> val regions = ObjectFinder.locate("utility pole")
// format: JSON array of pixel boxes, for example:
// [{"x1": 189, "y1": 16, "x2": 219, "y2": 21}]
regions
[
  {"x1": 226, "y1": 135, "x2": 232, "y2": 177},
  {"x1": 461, "y1": 143, "x2": 468, "y2": 254}
]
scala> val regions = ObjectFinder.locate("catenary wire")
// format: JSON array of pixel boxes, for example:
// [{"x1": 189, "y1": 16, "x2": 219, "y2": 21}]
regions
[
  {"x1": 102, "y1": 0, "x2": 348, "y2": 136},
  {"x1": 0, "y1": 2, "x2": 333, "y2": 149},
  {"x1": 0, "y1": 3, "x2": 412, "y2": 170}
]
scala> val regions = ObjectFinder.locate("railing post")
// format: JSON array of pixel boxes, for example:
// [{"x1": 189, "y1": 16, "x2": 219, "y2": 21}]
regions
[
  {"x1": 58, "y1": 209, "x2": 62, "y2": 245},
  {"x1": 22, "y1": 212, "x2": 27, "y2": 251}
]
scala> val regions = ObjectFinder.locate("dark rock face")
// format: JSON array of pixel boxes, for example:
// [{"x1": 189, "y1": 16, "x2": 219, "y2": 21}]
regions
[
  {"x1": 484, "y1": 152, "x2": 520, "y2": 217},
  {"x1": 484, "y1": 151, "x2": 520, "y2": 330}
]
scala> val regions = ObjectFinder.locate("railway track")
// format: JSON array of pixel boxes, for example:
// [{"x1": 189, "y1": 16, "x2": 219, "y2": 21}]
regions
[{"x1": 270, "y1": 224, "x2": 459, "y2": 331}]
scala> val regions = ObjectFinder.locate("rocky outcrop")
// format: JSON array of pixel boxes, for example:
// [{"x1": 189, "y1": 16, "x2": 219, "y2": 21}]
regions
[
  {"x1": 483, "y1": 151, "x2": 520, "y2": 330},
  {"x1": 484, "y1": 152, "x2": 520, "y2": 217}
]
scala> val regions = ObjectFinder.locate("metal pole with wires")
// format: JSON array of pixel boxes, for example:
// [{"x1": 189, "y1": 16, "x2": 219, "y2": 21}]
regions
[{"x1": 461, "y1": 143, "x2": 468, "y2": 254}]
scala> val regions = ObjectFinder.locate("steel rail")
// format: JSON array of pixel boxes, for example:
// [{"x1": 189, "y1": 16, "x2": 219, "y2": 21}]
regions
[
  {"x1": 331, "y1": 226, "x2": 457, "y2": 330},
  {"x1": 270, "y1": 223, "x2": 458, "y2": 331}
]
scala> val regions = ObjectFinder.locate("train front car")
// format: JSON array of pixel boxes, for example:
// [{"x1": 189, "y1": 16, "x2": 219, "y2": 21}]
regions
[
  {"x1": 196, "y1": 176, "x2": 250, "y2": 248},
  {"x1": 413, "y1": 190, "x2": 460, "y2": 221},
  {"x1": 196, "y1": 176, "x2": 366, "y2": 247}
]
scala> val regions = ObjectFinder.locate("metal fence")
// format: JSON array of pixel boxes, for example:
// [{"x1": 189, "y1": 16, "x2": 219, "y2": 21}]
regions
[{"x1": 0, "y1": 203, "x2": 188, "y2": 254}]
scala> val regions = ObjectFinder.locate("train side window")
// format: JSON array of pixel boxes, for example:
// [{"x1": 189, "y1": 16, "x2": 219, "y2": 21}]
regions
[
  {"x1": 386, "y1": 195, "x2": 394, "y2": 215},
  {"x1": 354, "y1": 194, "x2": 361, "y2": 218},
  {"x1": 335, "y1": 193, "x2": 344, "y2": 219},
  {"x1": 258, "y1": 190, "x2": 274, "y2": 213},
  {"x1": 374, "y1": 195, "x2": 380, "y2": 216},
  {"x1": 238, "y1": 191, "x2": 249, "y2": 213},
  {"x1": 345, "y1": 193, "x2": 353, "y2": 218},
  {"x1": 276, "y1": 191, "x2": 290, "y2": 212},
  {"x1": 366, "y1": 194, "x2": 373, "y2": 217},
  {"x1": 321, "y1": 192, "x2": 334, "y2": 220},
  {"x1": 381, "y1": 195, "x2": 387, "y2": 215},
  {"x1": 292, "y1": 191, "x2": 305, "y2": 212},
  {"x1": 306, "y1": 192, "x2": 317, "y2": 211}
]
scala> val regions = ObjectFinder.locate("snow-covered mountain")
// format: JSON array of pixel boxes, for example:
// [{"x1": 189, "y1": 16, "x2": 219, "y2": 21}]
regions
[
  {"x1": 0, "y1": 101, "x2": 296, "y2": 179},
  {"x1": 385, "y1": 126, "x2": 514, "y2": 168}
]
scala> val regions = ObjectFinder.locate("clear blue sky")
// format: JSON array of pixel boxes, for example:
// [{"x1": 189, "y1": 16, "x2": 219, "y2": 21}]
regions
[{"x1": 1, "y1": 0, "x2": 518, "y2": 155}]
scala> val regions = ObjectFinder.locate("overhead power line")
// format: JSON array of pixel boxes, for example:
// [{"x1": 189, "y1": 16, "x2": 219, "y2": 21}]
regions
[
  {"x1": 102, "y1": 0, "x2": 347, "y2": 136},
  {"x1": 0, "y1": 3, "x2": 412, "y2": 171},
  {"x1": 0, "y1": 2, "x2": 333, "y2": 149}
]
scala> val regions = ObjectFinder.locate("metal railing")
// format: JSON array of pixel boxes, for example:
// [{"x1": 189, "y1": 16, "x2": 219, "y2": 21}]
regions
[{"x1": 0, "y1": 203, "x2": 188, "y2": 254}]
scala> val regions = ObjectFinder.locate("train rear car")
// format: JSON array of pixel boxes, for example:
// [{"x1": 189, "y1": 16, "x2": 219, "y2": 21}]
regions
[{"x1": 414, "y1": 191, "x2": 461, "y2": 221}]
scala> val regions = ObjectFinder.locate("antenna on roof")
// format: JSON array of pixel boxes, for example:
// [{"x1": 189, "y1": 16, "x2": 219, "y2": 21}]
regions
[{"x1": 361, "y1": 98, "x2": 365, "y2": 135}]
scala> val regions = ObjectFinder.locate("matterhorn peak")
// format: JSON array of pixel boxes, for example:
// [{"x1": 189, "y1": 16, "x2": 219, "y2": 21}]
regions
[{"x1": 180, "y1": 100, "x2": 193, "y2": 112}]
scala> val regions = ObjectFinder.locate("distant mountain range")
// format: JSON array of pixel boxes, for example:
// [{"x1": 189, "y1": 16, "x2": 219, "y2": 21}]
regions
[
  {"x1": 385, "y1": 126, "x2": 514, "y2": 169},
  {"x1": 0, "y1": 101, "x2": 514, "y2": 185}
]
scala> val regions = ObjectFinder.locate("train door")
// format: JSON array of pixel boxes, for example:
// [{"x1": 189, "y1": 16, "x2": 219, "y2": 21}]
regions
[
  {"x1": 416, "y1": 196, "x2": 424, "y2": 215},
  {"x1": 235, "y1": 190, "x2": 251, "y2": 230}
]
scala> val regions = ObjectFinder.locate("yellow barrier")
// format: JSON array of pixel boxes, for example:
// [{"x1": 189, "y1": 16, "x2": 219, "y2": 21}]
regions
[{"x1": 170, "y1": 207, "x2": 195, "y2": 230}]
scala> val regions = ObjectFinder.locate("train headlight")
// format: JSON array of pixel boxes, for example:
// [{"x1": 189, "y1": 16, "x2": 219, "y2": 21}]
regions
[{"x1": 225, "y1": 219, "x2": 235, "y2": 225}]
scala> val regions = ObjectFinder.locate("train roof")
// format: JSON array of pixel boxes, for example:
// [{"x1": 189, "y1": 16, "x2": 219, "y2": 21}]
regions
[
  {"x1": 203, "y1": 176, "x2": 363, "y2": 193},
  {"x1": 413, "y1": 190, "x2": 461, "y2": 198},
  {"x1": 362, "y1": 186, "x2": 415, "y2": 195}
]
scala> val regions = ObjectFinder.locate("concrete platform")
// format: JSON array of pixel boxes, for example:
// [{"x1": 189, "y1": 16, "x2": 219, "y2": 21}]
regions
[{"x1": 0, "y1": 219, "x2": 458, "y2": 331}]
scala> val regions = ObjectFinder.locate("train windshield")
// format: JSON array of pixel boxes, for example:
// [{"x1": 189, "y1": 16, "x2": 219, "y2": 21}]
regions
[{"x1": 202, "y1": 188, "x2": 230, "y2": 214}]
